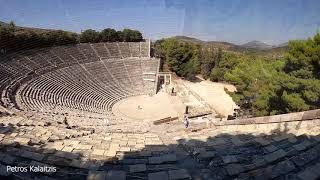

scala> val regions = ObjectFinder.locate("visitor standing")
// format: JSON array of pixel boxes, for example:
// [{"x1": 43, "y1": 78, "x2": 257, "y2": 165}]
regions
[{"x1": 183, "y1": 114, "x2": 189, "y2": 128}]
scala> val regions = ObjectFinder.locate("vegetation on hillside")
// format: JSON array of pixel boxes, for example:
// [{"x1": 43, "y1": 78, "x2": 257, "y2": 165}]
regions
[
  {"x1": 154, "y1": 38, "x2": 226, "y2": 80},
  {"x1": 79, "y1": 28, "x2": 142, "y2": 43},
  {"x1": 0, "y1": 21, "x2": 78, "y2": 53},
  {"x1": 0, "y1": 21, "x2": 143, "y2": 54},
  {"x1": 155, "y1": 33, "x2": 320, "y2": 116}
]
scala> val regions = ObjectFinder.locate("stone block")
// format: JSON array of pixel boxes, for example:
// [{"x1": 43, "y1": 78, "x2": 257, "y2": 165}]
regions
[
  {"x1": 129, "y1": 164, "x2": 146, "y2": 173},
  {"x1": 230, "y1": 137, "x2": 244, "y2": 146},
  {"x1": 297, "y1": 169, "x2": 319, "y2": 180},
  {"x1": 109, "y1": 144, "x2": 120, "y2": 151},
  {"x1": 148, "y1": 171, "x2": 169, "y2": 180},
  {"x1": 288, "y1": 137, "x2": 298, "y2": 143},
  {"x1": 64, "y1": 140, "x2": 80, "y2": 145},
  {"x1": 122, "y1": 159, "x2": 148, "y2": 165},
  {"x1": 263, "y1": 149, "x2": 287, "y2": 163},
  {"x1": 222, "y1": 155, "x2": 238, "y2": 164},
  {"x1": 313, "y1": 136, "x2": 320, "y2": 142},
  {"x1": 87, "y1": 171, "x2": 107, "y2": 180},
  {"x1": 20, "y1": 151, "x2": 45, "y2": 161},
  {"x1": 106, "y1": 170, "x2": 126, "y2": 180},
  {"x1": 198, "y1": 151, "x2": 216, "y2": 160},
  {"x1": 309, "y1": 163, "x2": 320, "y2": 176},
  {"x1": 207, "y1": 138, "x2": 226, "y2": 146},
  {"x1": 51, "y1": 144, "x2": 64, "y2": 151},
  {"x1": 42, "y1": 148, "x2": 56, "y2": 154},
  {"x1": 292, "y1": 145, "x2": 320, "y2": 167},
  {"x1": 264, "y1": 145, "x2": 278, "y2": 152},
  {"x1": 70, "y1": 159, "x2": 99, "y2": 170},
  {"x1": 135, "y1": 144, "x2": 145, "y2": 149},
  {"x1": 293, "y1": 143, "x2": 308, "y2": 151},
  {"x1": 55, "y1": 151, "x2": 79, "y2": 160},
  {"x1": 301, "y1": 109, "x2": 320, "y2": 120},
  {"x1": 252, "y1": 158, "x2": 267, "y2": 168},
  {"x1": 273, "y1": 134, "x2": 290, "y2": 142},
  {"x1": 0, "y1": 154, "x2": 16, "y2": 164},
  {"x1": 168, "y1": 169, "x2": 191, "y2": 180},
  {"x1": 92, "y1": 149, "x2": 105, "y2": 156},
  {"x1": 104, "y1": 149, "x2": 117, "y2": 157},
  {"x1": 75, "y1": 144, "x2": 92, "y2": 150},
  {"x1": 225, "y1": 163, "x2": 245, "y2": 176},
  {"x1": 254, "y1": 137, "x2": 271, "y2": 146},
  {"x1": 270, "y1": 160, "x2": 296, "y2": 178},
  {"x1": 148, "y1": 154, "x2": 177, "y2": 164},
  {"x1": 62, "y1": 146, "x2": 74, "y2": 152},
  {"x1": 10, "y1": 133, "x2": 18, "y2": 137},
  {"x1": 119, "y1": 147, "x2": 131, "y2": 152},
  {"x1": 14, "y1": 137, "x2": 31, "y2": 145}
]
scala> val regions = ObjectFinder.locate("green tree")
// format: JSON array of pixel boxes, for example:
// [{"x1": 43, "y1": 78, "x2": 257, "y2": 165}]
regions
[
  {"x1": 224, "y1": 59, "x2": 286, "y2": 116},
  {"x1": 210, "y1": 52, "x2": 240, "y2": 82},
  {"x1": 200, "y1": 47, "x2": 217, "y2": 79},
  {"x1": 116, "y1": 31, "x2": 124, "y2": 42},
  {"x1": 8, "y1": 21, "x2": 16, "y2": 32},
  {"x1": 80, "y1": 29, "x2": 100, "y2": 43},
  {"x1": 154, "y1": 38, "x2": 200, "y2": 79},
  {"x1": 122, "y1": 29, "x2": 143, "y2": 42},
  {"x1": 284, "y1": 33, "x2": 320, "y2": 79},
  {"x1": 100, "y1": 28, "x2": 118, "y2": 42},
  {"x1": 281, "y1": 91, "x2": 309, "y2": 112},
  {"x1": 0, "y1": 25, "x2": 15, "y2": 53}
]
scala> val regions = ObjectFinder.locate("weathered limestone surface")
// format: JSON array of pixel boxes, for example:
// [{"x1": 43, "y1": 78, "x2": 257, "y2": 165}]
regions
[{"x1": 0, "y1": 89, "x2": 320, "y2": 180}]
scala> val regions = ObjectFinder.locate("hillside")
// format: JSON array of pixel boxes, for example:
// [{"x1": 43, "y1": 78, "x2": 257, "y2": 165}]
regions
[
  {"x1": 0, "y1": 20, "x2": 72, "y2": 34},
  {"x1": 171, "y1": 35, "x2": 288, "y2": 57},
  {"x1": 173, "y1": 36, "x2": 243, "y2": 51},
  {"x1": 240, "y1": 40, "x2": 272, "y2": 50},
  {"x1": 174, "y1": 36, "x2": 205, "y2": 44}
]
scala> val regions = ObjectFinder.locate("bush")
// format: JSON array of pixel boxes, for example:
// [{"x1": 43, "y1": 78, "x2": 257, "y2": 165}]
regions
[
  {"x1": 154, "y1": 38, "x2": 200, "y2": 79},
  {"x1": 100, "y1": 28, "x2": 118, "y2": 42},
  {"x1": 80, "y1": 29, "x2": 100, "y2": 43},
  {"x1": 0, "y1": 22, "x2": 78, "y2": 53},
  {"x1": 122, "y1": 29, "x2": 143, "y2": 42}
]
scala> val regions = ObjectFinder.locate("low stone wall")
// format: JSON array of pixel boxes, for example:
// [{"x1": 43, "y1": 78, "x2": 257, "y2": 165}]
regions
[{"x1": 213, "y1": 109, "x2": 320, "y2": 136}]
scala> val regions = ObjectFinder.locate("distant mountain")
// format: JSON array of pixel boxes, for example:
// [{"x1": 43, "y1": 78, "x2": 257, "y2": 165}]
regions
[
  {"x1": 173, "y1": 36, "x2": 242, "y2": 51},
  {"x1": 276, "y1": 42, "x2": 289, "y2": 48},
  {"x1": 240, "y1": 40, "x2": 273, "y2": 50},
  {"x1": 170, "y1": 36, "x2": 289, "y2": 59},
  {"x1": 173, "y1": 36, "x2": 205, "y2": 43}
]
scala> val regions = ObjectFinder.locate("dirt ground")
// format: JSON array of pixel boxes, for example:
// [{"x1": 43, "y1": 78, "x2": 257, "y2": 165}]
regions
[
  {"x1": 178, "y1": 79, "x2": 238, "y2": 117},
  {"x1": 112, "y1": 91, "x2": 185, "y2": 121},
  {"x1": 112, "y1": 78, "x2": 238, "y2": 121}
]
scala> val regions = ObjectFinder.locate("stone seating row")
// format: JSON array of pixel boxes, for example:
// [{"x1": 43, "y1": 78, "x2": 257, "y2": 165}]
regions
[
  {"x1": 0, "y1": 41, "x2": 156, "y2": 118},
  {"x1": 0, "y1": 41, "x2": 150, "y2": 78},
  {"x1": 16, "y1": 58, "x2": 159, "y2": 115},
  {"x1": 1, "y1": 117, "x2": 319, "y2": 180},
  {"x1": 19, "y1": 76, "x2": 107, "y2": 114},
  {"x1": 91, "y1": 41, "x2": 150, "y2": 59}
]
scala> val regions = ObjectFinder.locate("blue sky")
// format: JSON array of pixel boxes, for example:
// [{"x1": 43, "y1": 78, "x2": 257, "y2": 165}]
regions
[{"x1": 0, "y1": 0, "x2": 319, "y2": 45}]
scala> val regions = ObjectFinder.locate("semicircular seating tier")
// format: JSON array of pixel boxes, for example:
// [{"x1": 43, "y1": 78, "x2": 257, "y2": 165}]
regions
[{"x1": 0, "y1": 41, "x2": 159, "y2": 117}]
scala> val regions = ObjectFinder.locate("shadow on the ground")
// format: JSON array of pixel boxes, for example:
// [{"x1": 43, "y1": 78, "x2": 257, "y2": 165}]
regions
[{"x1": 0, "y1": 123, "x2": 319, "y2": 180}]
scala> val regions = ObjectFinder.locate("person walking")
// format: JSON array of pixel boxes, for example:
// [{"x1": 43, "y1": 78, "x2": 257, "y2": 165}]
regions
[{"x1": 183, "y1": 113, "x2": 189, "y2": 128}]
